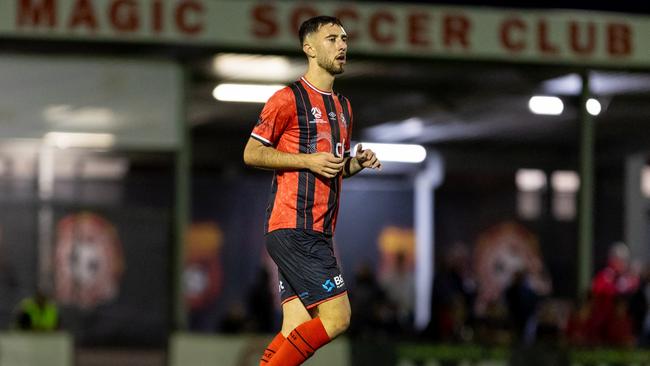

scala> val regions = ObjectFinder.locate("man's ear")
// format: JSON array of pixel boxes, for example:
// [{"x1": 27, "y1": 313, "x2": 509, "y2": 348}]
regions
[{"x1": 303, "y1": 41, "x2": 316, "y2": 58}]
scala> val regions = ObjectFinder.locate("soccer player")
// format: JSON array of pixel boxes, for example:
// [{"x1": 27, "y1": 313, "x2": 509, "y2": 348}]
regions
[{"x1": 243, "y1": 15, "x2": 382, "y2": 366}]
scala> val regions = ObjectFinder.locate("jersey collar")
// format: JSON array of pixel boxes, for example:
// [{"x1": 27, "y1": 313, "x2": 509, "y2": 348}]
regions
[{"x1": 300, "y1": 77, "x2": 333, "y2": 96}]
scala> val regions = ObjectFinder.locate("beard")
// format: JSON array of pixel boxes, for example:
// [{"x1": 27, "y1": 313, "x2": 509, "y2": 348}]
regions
[{"x1": 318, "y1": 56, "x2": 344, "y2": 75}]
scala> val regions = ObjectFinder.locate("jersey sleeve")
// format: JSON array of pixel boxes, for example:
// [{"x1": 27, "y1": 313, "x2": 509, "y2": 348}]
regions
[{"x1": 250, "y1": 87, "x2": 294, "y2": 146}]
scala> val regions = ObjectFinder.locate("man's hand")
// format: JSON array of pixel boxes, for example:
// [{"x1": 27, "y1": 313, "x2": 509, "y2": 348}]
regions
[
  {"x1": 306, "y1": 152, "x2": 345, "y2": 178},
  {"x1": 354, "y1": 144, "x2": 382, "y2": 170}
]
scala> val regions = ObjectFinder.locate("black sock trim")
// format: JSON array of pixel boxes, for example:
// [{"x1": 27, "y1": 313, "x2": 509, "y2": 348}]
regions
[
  {"x1": 293, "y1": 330, "x2": 316, "y2": 352},
  {"x1": 287, "y1": 338, "x2": 308, "y2": 358}
]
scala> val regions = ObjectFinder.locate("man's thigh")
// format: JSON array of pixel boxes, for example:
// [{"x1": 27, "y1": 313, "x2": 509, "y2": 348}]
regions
[
  {"x1": 311, "y1": 292, "x2": 351, "y2": 319},
  {"x1": 281, "y1": 297, "x2": 311, "y2": 336},
  {"x1": 311, "y1": 293, "x2": 351, "y2": 337}
]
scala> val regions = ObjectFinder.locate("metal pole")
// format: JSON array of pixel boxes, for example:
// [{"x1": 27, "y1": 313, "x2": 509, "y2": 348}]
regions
[
  {"x1": 577, "y1": 70, "x2": 594, "y2": 296},
  {"x1": 174, "y1": 65, "x2": 190, "y2": 330},
  {"x1": 37, "y1": 145, "x2": 55, "y2": 294},
  {"x1": 413, "y1": 152, "x2": 443, "y2": 330}
]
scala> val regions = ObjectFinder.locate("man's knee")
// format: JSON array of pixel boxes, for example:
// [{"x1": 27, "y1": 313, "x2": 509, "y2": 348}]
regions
[
  {"x1": 321, "y1": 309, "x2": 350, "y2": 338},
  {"x1": 282, "y1": 312, "x2": 311, "y2": 333},
  {"x1": 334, "y1": 310, "x2": 351, "y2": 333},
  {"x1": 281, "y1": 298, "x2": 312, "y2": 335},
  {"x1": 317, "y1": 296, "x2": 351, "y2": 338}
]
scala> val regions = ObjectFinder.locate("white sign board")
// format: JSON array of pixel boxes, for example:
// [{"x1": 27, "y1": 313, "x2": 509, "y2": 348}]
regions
[{"x1": 0, "y1": 0, "x2": 649, "y2": 67}]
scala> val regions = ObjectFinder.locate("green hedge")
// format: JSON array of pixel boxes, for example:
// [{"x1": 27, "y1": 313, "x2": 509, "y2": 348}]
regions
[{"x1": 396, "y1": 343, "x2": 650, "y2": 365}]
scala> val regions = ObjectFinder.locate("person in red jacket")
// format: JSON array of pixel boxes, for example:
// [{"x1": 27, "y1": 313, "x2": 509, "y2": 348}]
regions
[{"x1": 590, "y1": 242, "x2": 639, "y2": 345}]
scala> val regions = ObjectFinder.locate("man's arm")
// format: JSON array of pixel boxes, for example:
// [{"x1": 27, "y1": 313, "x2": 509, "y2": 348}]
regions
[
  {"x1": 342, "y1": 156, "x2": 363, "y2": 178},
  {"x1": 243, "y1": 138, "x2": 344, "y2": 179},
  {"x1": 342, "y1": 143, "x2": 382, "y2": 179}
]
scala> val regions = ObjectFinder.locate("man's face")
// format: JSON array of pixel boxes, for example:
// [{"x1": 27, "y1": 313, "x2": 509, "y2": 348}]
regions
[{"x1": 308, "y1": 23, "x2": 348, "y2": 75}]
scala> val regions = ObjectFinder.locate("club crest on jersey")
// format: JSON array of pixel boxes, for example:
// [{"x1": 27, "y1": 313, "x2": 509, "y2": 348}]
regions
[{"x1": 340, "y1": 112, "x2": 347, "y2": 126}]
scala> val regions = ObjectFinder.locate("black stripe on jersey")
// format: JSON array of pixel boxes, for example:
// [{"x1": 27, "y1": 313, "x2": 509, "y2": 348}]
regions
[
  {"x1": 337, "y1": 94, "x2": 352, "y2": 158},
  {"x1": 322, "y1": 94, "x2": 341, "y2": 234},
  {"x1": 264, "y1": 173, "x2": 278, "y2": 233},
  {"x1": 290, "y1": 82, "x2": 315, "y2": 230}
]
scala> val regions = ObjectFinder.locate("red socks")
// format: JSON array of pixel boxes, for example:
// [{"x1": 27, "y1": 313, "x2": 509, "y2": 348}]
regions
[
  {"x1": 260, "y1": 332, "x2": 286, "y2": 365},
  {"x1": 266, "y1": 318, "x2": 331, "y2": 366}
]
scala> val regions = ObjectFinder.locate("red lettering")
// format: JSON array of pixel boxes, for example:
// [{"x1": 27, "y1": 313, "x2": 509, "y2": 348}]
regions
[
  {"x1": 369, "y1": 11, "x2": 396, "y2": 45},
  {"x1": 334, "y1": 8, "x2": 359, "y2": 41},
  {"x1": 500, "y1": 18, "x2": 526, "y2": 52},
  {"x1": 608, "y1": 23, "x2": 632, "y2": 56},
  {"x1": 538, "y1": 20, "x2": 559, "y2": 54},
  {"x1": 444, "y1": 14, "x2": 470, "y2": 49},
  {"x1": 110, "y1": 0, "x2": 138, "y2": 32},
  {"x1": 408, "y1": 12, "x2": 430, "y2": 47},
  {"x1": 68, "y1": 0, "x2": 97, "y2": 30},
  {"x1": 569, "y1": 21, "x2": 595, "y2": 55},
  {"x1": 291, "y1": 6, "x2": 318, "y2": 34},
  {"x1": 175, "y1": 0, "x2": 203, "y2": 35},
  {"x1": 18, "y1": 0, "x2": 56, "y2": 27},
  {"x1": 251, "y1": 4, "x2": 278, "y2": 38},
  {"x1": 152, "y1": 0, "x2": 163, "y2": 33}
]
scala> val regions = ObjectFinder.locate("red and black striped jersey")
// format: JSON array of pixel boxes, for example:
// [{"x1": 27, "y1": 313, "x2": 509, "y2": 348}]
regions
[{"x1": 250, "y1": 77, "x2": 353, "y2": 235}]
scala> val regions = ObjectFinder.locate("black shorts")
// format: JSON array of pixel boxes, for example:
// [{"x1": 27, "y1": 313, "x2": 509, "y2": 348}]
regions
[{"x1": 266, "y1": 229, "x2": 347, "y2": 309}]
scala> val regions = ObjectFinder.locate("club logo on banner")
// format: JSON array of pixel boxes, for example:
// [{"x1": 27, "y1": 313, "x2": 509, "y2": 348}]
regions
[
  {"x1": 54, "y1": 212, "x2": 125, "y2": 309},
  {"x1": 183, "y1": 222, "x2": 223, "y2": 312},
  {"x1": 473, "y1": 221, "x2": 551, "y2": 315}
]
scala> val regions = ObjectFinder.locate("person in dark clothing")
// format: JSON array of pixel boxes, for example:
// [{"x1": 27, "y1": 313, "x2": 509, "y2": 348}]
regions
[
  {"x1": 348, "y1": 262, "x2": 395, "y2": 338},
  {"x1": 426, "y1": 243, "x2": 475, "y2": 342},
  {"x1": 505, "y1": 270, "x2": 540, "y2": 344},
  {"x1": 247, "y1": 268, "x2": 275, "y2": 333},
  {"x1": 629, "y1": 268, "x2": 649, "y2": 346}
]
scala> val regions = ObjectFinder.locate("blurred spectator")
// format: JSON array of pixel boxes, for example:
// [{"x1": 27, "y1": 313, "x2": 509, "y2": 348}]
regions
[
  {"x1": 219, "y1": 302, "x2": 247, "y2": 333},
  {"x1": 509, "y1": 301, "x2": 569, "y2": 366},
  {"x1": 534, "y1": 300, "x2": 563, "y2": 344},
  {"x1": 505, "y1": 269, "x2": 541, "y2": 345},
  {"x1": 13, "y1": 290, "x2": 59, "y2": 331},
  {"x1": 629, "y1": 267, "x2": 650, "y2": 346},
  {"x1": 349, "y1": 262, "x2": 395, "y2": 339},
  {"x1": 246, "y1": 267, "x2": 274, "y2": 333},
  {"x1": 564, "y1": 295, "x2": 596, "y2": 347},
  {"x1": 380, "y1": 252, "x2": 414, "y2": 333},
  {"x1": 474, "y1": 300, "x2": 511, "y2": 346},
  {"x1": 605, "y1": 296, "x2": 635, "y2": 347},
  {"x1": 426, "y1": 242, "x2": 475, "y2": 342},
  {"x1": 590, "y1": 242, "x2": 639, "y2": 344}
]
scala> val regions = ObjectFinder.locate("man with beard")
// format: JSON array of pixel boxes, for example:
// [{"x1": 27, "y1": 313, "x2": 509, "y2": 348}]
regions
[{"x1": 244, "y1": 15, "x2": 382, "y2": 366}]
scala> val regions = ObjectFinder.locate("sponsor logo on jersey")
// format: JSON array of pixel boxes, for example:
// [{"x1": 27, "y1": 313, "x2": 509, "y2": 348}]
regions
[
  {"x1": 334, "y1": 274, "x2": 345, "y2": 288},
  {"x1": 322, "y1": 279, "x2": 335, "y2": 292},
  {"x1": 335, "y1": 139, "x2": 345, "y2": 158}
]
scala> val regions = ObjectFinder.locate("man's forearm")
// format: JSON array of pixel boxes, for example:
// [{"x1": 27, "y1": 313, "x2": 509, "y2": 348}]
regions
[
  {"x1": 343, "y1": 157, "x2": 363, "y2": 178},
  {"x1": 244, "y1": 144, "x2": 308, "y2": 171}
]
